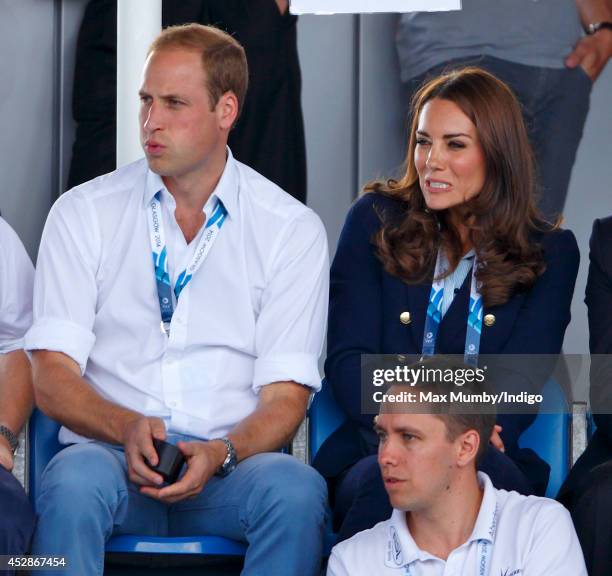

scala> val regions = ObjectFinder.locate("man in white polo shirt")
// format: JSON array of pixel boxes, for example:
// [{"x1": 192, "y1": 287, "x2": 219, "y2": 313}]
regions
[
  {"x1": 327, "y1": 363, "x2": 587, "y2": 575},
  {"x1": 26, "y1": 24, "x2": 328, "y2": 576}
]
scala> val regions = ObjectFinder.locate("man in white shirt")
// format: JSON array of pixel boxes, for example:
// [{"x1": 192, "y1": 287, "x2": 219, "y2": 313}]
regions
[
  {"x1": 26, "y1": 24, "x2": 329, "y2": 576},
  {"x1": 0, "y1": 218, "x2": 35, "y2": 574},
  {"x1": 328, "y1": 363, "x2": 587, "y2": 576}
]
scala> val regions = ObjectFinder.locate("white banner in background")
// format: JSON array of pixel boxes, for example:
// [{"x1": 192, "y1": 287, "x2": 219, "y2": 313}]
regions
[{"x1": 290, "y1": 0, "x2": 461, "y2": 14}]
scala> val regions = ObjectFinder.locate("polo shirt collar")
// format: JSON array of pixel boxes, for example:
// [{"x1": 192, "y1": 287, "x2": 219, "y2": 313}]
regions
[
  {"x1": 143, "y1": 146, "x2": 239, "y2": 218},
  {"x1": 384, "y1": 509, "x2": 432, "y2": 569},
  {"x1": 469, "y1": 472, "x2": 498, "y2": 544},
  {"x1": 383, "y1": 472, "x2": 498, "y2": 570}
]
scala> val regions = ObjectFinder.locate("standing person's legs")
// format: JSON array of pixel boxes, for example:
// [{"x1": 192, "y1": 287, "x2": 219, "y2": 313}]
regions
[
  {"x1": 472, "y1": 57, "x2": 592, "y2": 222},
  {"x1": 169, "y1": 451, "x2": 328, "y2": 576},
  {"x1": 31, "y1": 442, "x2": 166, "y2": 576},
  {"x1": 0, "y1": 467, "x2": 35, "y2": 576}
]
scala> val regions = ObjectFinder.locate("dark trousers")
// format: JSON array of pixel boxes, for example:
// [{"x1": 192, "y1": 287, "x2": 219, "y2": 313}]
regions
[
  {"x1": 0, "y1": 466, "x2": 35, "y2": 576},
  {"x1": 335, "y1": 445, "x2": 538, "y2": 542},
  {"x1": 404, "y1": 55, "x2": 592, "y2": 222}
]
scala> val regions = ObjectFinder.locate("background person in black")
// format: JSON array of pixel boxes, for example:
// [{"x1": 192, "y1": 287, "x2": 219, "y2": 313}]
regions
[
  {"x1": 558, "y1": 216, "x2": 612, "y2": 576},
  {"x1": 68, "y1": 0, "x2": 307, "y2": 203}
]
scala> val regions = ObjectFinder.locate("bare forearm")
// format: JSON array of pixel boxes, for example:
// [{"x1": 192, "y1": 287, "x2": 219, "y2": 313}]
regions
[
  {"x1": 226, "y1": 381, "x2": 310, "y2": 462},
  {"x1": 0, "y1": 350, "x2": 33, "y2": 435},
  {"x1": 32, "y1": 351, "x2": 141, "y2": 445},
  {"x1": 576, "y1": 0, "x2": 612, "y2": 26}
]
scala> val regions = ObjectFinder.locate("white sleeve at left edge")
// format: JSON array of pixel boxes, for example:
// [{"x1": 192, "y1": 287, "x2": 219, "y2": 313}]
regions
[
  {"x1": 252, "y1": 209, "x2": 329, "y2": 394},
  {"x1": 0, "y1": 218, "x2": 34, "y2": 353}
]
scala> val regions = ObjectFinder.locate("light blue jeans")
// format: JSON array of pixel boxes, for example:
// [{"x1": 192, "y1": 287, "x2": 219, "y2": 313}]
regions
[{"x1": 31, "y1": 437, "x2": 328, "y2": 575}]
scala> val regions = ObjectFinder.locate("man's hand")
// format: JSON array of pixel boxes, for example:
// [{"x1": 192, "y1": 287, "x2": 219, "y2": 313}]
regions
[
  {"x1": 490, "y1": 424, "x2": 505, "y2": 453},
  {"x1": 0, "y1": 436, "x2": 13, "y2": 471},
  {"x1": 565, "y1": 30, "x2": 612, "y2": 81},
  {"x1": 123, "y1": 416, "x2": 167, "y2": 487},
  {"x1": 140, "y1": 440, "x2": 227, "y2": 504}
]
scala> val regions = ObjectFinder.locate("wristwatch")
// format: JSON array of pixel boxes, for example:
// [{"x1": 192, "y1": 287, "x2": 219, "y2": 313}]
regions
[
  {"x1": 585, "y1": 21, "x2": 612, "y2": 35},
  {"x1": 0, "y1": 425, "x2": 18, "y2": 454},
  {"x1": 214, "y1": 437, "x2": 237, "y2": 477}
]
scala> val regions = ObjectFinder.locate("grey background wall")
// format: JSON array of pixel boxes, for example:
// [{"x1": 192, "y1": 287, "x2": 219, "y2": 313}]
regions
[{"x1": 0, "y1": 4, "x2": 610, "y2": 356}]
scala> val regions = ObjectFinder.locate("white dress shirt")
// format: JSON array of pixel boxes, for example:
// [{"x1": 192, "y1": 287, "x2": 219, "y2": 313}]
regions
[
  {"x1": 327, "y1": 472, "x2": 587, "y2": 576},
  {"x1": 0, "y1": 217, "x2": 34, "y2": 352},
  {"x1": 25, "y1": 149, "x2": 329, "y2": 443}
]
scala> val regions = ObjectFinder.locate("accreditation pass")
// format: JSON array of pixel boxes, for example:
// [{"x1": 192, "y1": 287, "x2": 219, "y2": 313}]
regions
[{"x1": 0, "y1": 556, "x2": 68, "y2": 570}]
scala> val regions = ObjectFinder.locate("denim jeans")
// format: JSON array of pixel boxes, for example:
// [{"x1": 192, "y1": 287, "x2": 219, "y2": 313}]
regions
[
  {"x1": 0, "y1": 466, "x2": 35, "y2": 576},
  {"x1": 404, "y1": 55, "x2": 593, "y2": 222},
  {"x1": 31, "y1": 437, "x2": 328, "y2": 575}
]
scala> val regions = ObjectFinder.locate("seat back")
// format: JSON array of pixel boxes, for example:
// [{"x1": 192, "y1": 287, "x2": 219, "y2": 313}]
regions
[
  {"x1": 28, "y1": 409, "x2": 62, "y2": 503},
  {"x1": 308, "y1": 380, "x2": 346, "y2": 461},
  {"x1": 310, "y1": 379, "x2": 571, "y2": 498},
  {"x1": 28, "y1": 410, "x2": 247, "y2": 558},
  {"x1": 518, "y1": 379, "x2": 570, "y2": 498}
]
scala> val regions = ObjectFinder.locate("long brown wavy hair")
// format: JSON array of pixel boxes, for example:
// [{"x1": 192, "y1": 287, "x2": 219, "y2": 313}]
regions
[{"x1": 368, "y1": 67, "x2": 552, "y2": 308}]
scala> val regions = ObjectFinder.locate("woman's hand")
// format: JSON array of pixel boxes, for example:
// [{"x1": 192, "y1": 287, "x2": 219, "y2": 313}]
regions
[{"x1": 490, "y1": 424, "x2": 505, "y2": 453}]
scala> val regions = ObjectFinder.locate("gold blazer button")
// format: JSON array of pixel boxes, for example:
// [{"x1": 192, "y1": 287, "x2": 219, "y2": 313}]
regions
[
  {"x1": 484, "y1": 313, "x2": 496, "y2": 327},
  {"x1": 400, "y1": 312, "x2": 411, "y2": 325}
]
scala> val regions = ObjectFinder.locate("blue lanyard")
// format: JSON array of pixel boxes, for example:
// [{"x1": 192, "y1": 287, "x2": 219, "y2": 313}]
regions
[
  {"x1": 421, "y1": 249, "x2": 483, "y2": 366},
  {"x1": 147, "y1": 191, "x2": 227, "y2": 336}
]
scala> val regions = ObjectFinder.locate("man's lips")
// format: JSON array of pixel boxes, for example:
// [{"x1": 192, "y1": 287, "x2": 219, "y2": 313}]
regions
[
  {"x1": 145, "y1": 141, "x2": 165, "y2": 154},
  {"x1": 383, "y1": 476, "x2": 405, "y2": 486}
]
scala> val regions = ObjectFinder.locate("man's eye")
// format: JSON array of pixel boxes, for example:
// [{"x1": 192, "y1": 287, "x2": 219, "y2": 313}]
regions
[
  {"x1": 402, "y1": 433, "x2": 415, "y2": 441},
  {"x1": 168, "y1": 99, "x2": 183, "y2": 107}
]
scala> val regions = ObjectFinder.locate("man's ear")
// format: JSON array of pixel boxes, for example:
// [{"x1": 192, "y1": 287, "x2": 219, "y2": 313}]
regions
[
  {"x1": 216, "y1": 91, "x2": 239, "y2": 131},
  {"x1": 455, "y1": 429, "x2": 480, "y2": 469}
]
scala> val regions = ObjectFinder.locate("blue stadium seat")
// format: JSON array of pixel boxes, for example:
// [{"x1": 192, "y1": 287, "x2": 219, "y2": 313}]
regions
[
  {"x1": 310, "y1": 378, "x2": 571, "y2": 501},
  {"x1": 28, "y1": 410, "x2": 247, "y2": 560},
  {"x1": 518, "y1": 379, "x2": 571, "y2": 498}
]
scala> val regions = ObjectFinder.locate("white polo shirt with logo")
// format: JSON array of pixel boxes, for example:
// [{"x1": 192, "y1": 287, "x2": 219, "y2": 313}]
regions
[{"x1": 327, "y1": 472, "x2": 587, "y2": 576}]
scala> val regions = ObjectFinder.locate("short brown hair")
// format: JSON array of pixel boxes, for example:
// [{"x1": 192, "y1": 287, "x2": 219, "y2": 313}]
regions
[{"x1": 148, "y1": 23, "x2": 248, "y2": 118}]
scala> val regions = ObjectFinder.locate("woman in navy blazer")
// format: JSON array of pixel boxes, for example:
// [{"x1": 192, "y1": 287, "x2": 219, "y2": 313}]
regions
[{"x1": 315, "y1": 68, "x2": 580, "y2": 540}]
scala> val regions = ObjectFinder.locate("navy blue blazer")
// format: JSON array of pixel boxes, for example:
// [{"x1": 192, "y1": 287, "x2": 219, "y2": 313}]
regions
[{"x1": 315, "y1": 193, "x2": 580, "y2": 482}]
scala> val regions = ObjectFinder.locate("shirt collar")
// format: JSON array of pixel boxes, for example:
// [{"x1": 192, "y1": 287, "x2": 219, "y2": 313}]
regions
[
  {"x1": 143, "y1": 146, "x2": 239, "y2": 218},
  {"x1": 383, "y1": 472, "x2": 498, "y2": 569},
  {"x1": 384, "y1": 509, "x2": 434, "y2": 569},
  {"x1": 469, "y1": 472, "x2": 498, "y2": 544}
]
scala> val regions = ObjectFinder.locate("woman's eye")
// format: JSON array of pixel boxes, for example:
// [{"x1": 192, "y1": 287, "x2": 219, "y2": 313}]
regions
[
  {"x1": 415, "y1": 138, "x2": 430, "y2": 146},
  {"x1": 448, "y1": 140, "x2": 466, "y2": 149}
]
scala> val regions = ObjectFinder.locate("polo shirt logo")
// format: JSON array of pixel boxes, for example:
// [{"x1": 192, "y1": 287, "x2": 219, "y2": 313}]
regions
[
  {"x1": 390, "y1": 526, "x2": 404, "y2": 566},
  {"x1": 501, "y1": 569, "x2": 521, "y2": 576}
]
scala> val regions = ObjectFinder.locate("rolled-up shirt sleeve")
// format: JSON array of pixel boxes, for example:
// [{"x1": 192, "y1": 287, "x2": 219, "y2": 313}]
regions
[
  {"x1": 0, "y1": 218, "x2": 34, "y2": 353},
  {"x1": 24, "y1": 192, "x2": 100, "y2": 374},
  {"x1": 252, "y1": 210, "x2": 329, "y2": 393}
]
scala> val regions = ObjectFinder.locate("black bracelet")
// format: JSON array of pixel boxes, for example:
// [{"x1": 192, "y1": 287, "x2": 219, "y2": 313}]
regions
[{"x1": 0, "y1": 425, "x2": 18, "y2": 454}]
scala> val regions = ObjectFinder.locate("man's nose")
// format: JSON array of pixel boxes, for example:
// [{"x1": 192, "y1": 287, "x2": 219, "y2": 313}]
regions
[
  {"x1": 378, "y1": 438, "x2": 399, "y2": 467},
  {"x1": 142, "y1": 101, "x2": 162, "y2": 132}
]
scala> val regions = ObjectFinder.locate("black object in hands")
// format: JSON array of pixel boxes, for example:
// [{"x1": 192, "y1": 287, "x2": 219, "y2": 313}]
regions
[{"x1": 148, "y1": 439, "x2": 185, "y2": 484}]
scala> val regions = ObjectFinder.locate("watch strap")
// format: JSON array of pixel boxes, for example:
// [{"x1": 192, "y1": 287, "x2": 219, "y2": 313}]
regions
[
  {"x1": 214, "y1": 437, "x2": 237, "y2": 477},
  {"x1": 586, "y1": 21, "x2": 612, "y2": 35},
  {"x1": 0, "y1": 425, "x2": 18, "y2": 454}
]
